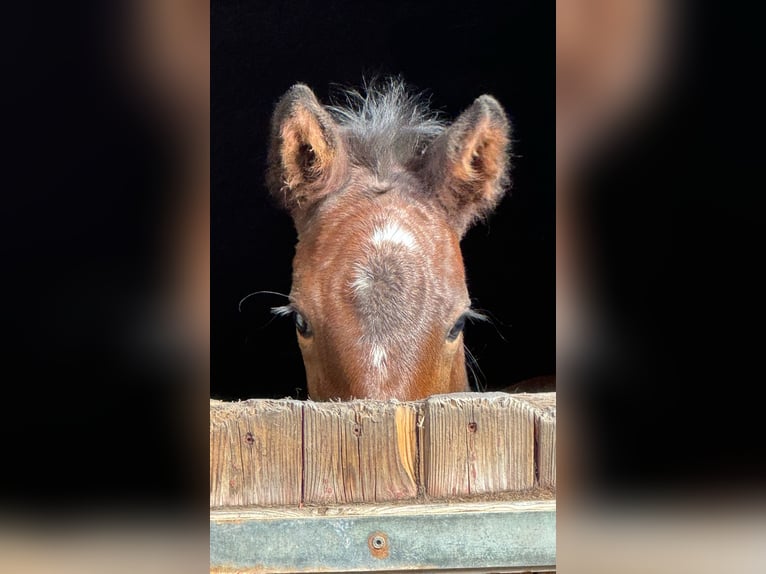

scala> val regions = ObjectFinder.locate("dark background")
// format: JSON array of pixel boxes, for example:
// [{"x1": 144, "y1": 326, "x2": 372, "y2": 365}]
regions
[
  {"x1": 2, "y1": 2, "x2": 196, "y2": 508},
  {"x1": 211, "y1": 0, "x2": 555, "y2": 399},
  {"x1": 572, "y1": 1, "x2": 766, "y2": 494}
]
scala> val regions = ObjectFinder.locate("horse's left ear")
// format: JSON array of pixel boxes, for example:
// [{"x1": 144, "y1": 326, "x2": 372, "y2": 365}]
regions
[{"x1": 424, "y1": 95, "x2": 511, "y2": 236}]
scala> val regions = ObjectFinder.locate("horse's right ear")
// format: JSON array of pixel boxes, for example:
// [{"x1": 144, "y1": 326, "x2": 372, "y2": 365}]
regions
[{"x1": 267, "y1": 84, "x2": 343, "y2": 217}]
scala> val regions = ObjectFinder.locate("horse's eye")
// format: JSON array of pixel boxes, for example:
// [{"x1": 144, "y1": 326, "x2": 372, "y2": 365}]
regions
[
  {"x1": 447, "y1": 315, "x2": 467, "y2": 342},
  {"x1": 294, "y1": 311, "x2": 312, "y2": 337}
]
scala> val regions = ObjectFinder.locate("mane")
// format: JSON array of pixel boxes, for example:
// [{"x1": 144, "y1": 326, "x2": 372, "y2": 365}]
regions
[{"x1": 326, "y1": 78, "x2": 445, "y2": 175}]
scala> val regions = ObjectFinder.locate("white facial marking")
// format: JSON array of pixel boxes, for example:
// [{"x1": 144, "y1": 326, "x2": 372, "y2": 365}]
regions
[
  {"x1": 350, "y1": 217, "x2": 423, "y2": 385},
  {"x1": 371, "y1": 344, "x2": 387, "y2": 373},
  {"x1": 350, "y1": 266, "x2": 372, "y2": 296},
  {"x1": 350, "y1": 221, "x2": 418, "y2": 298},
  {"x1": 371, "y1": 222, "x2": 416, "y2": 250}
]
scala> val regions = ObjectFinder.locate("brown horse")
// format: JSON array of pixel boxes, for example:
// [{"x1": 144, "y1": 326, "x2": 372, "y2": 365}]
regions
[{"x1": 267, "y1": 80, "x2": 511, "y2": 401}]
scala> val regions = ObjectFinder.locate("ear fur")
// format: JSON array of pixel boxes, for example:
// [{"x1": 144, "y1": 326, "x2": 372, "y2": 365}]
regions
[
  {"x1": 266, "y1": 84, "x2": 343, "y2": 216},
  {"x1": 425, "y1": 95, "x2": 511, "y2": 236}
]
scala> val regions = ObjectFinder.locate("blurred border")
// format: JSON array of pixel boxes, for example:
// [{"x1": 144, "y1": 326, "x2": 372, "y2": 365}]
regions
[{"x1": 558, "y1": 1, "x2": 766, "y2": 571}]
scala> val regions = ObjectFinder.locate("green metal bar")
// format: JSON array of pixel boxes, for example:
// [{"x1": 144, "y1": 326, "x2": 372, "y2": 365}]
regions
[{"x1": 210, "y1": 501, "x2": 555, "y2": 572}]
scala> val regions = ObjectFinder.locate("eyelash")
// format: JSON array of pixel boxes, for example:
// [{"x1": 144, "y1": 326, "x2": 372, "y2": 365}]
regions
[
  {"x1": 272, "y1": 305, "x2": 312, "y2": 337},
  {"x1": 293, "y1": 310, "x2": 312, "y2": 337},
  {"x1": 447, "y1": 314, "x2": 467, "y2": 341}
]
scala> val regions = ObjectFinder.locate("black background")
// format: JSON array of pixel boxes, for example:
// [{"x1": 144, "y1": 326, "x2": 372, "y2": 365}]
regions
[
  {"x1": 572, "y1": 1, "x2": 766, "y2": 493},
  {"x1": 3, "y1": 2, "x2": 193, "y2": 507},
  {"x1": 212, "y1": 0, "x2": 555, "y2": 399}
]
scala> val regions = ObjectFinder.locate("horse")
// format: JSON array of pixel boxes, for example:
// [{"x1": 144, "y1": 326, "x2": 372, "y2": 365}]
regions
[{"x1": 266, "y1": 79, "x2": 511, "y2": 401}]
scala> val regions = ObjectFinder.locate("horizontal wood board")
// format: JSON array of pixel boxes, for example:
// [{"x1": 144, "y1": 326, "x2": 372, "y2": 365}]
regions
[{"x1": 210, "y1": 392, "x2": 556, "y2": 508}]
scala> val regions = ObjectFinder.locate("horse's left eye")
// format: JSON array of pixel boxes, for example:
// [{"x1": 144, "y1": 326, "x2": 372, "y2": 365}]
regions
[
  {"x1": 294, "y1": 311, "x2": 312, "y2": 337},
  {"x1": 447, "y1": 315, "x2": 467, "y2": 342}
]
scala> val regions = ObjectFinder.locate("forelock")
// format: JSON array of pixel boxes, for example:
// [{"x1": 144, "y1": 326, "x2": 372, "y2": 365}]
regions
[{"x1": 326, "y1": 78, "x2": 445, "y2": 176}]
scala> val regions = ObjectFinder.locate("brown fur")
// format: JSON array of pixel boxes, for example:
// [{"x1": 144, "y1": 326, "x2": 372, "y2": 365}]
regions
[{"x1": 266, "y1": 81, "x2": 511, "y2": 400}]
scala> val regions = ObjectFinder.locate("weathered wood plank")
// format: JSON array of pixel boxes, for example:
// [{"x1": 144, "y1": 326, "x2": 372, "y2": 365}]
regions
[
  {"x1": 302, "y1": 400, "x2": 420, "y2": 504},
  {"x1": 209, "y1": 399, "x2": 302, "y2": 507},
  {"x1": 517, "y1": 392, "x2": 557, "y2": 489},
  {"x1": 209, "y1": 392, "x2": 556, "y2": 507},
  {"x1": 422, "y1": 393, "x2": 537, "y2": 497},
  {"x1": 212, "y1": 498, "x2": 555, "y2": 519}
]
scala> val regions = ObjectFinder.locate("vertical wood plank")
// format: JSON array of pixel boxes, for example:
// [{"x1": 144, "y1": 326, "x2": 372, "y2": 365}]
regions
[
  {"x1": 302, "y1": 400, "x2": 420, "y2": 504},
  {"x1": 516, "y1": 392, "x2": 557, "y2": 489},
  {"x1": 423, "y1": 395, "x2": 469, "y2": 496},
  {"x1": 422, "y1": 393, "x2": 537, "y2": 497},
  {"x1": 209, "y1": 399, "x2": 302, "y2": 508}
]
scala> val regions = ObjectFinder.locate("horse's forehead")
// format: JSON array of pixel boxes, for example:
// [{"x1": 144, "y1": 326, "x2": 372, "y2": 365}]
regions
[
  {"x1": 319, "y1": 201, "x2": 458, "y2": 282},
  {"x1": 316, "y1": 193, "x2": 447, "y2": 245},
  {"x1": 296, "y1": 194, "x2": 466, "y2": 304}
]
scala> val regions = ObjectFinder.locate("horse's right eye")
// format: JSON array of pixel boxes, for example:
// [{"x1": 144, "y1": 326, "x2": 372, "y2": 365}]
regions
[
  {"x1": 447, "y1": 315, "x2": 467, "y2": 342},
  {"x1": 294, "y1": 311, "x2": 312, "y2": 337}
]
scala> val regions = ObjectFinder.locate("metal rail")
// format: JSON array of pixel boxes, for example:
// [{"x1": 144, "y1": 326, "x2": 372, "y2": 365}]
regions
[{"x1": 210, "y1": 499, "x2": 555, "y2": 572}]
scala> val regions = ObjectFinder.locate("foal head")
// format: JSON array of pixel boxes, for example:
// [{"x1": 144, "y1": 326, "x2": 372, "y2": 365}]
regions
[{"x1": 267, "y1": 80, "x2": 511, "y2": 400}]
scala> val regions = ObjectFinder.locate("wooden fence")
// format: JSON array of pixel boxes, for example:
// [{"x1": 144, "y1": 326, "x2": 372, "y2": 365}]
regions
[{"x1": 210, "y1": 391, "x2": 556, "y2": 572}]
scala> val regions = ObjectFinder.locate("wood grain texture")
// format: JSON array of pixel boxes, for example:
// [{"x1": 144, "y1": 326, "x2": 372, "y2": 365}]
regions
[
  {"x1": 302, "y1": 400, "x2": 420, "y2": 504},
  {"x1": 209, "y1": 392, "x2": 556, "y2": 508},
  {"x1": 210, "y1": 399, "x2": 302, "y2": 507},
  {"x1": 515, "y1": 393, "x2": 557, "y2": 489},
  {"x1": 211, "y1": 498, "x2": 556, "y2": 520},
  {"x1": 422, "y1": 393, "x2": 537, "y2": 497}
]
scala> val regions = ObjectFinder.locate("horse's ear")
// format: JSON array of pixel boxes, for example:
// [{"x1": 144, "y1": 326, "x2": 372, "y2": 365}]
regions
[
  {"x1": 267, "y1": 84, "x2": 343, "y2": 216},
  {"x1": 425, "y1": 95, "x2": 511, "y2": 236}
]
